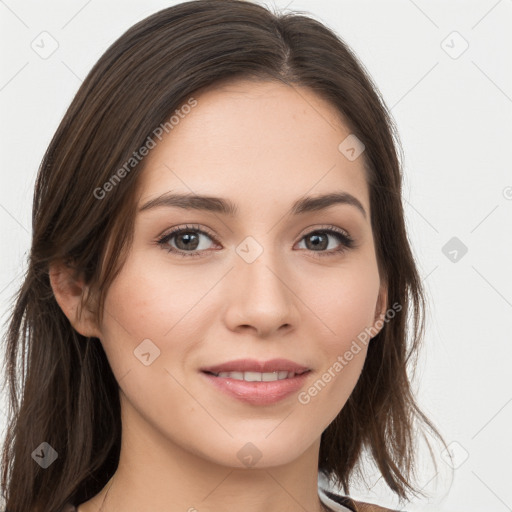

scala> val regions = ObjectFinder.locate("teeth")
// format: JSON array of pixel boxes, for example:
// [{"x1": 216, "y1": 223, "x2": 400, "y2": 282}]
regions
[{"x1": 216, "y1": 371, "x2": 296, "y2": 381}]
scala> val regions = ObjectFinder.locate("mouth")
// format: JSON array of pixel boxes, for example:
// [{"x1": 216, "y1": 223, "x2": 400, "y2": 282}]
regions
[
  {"x1": 200, "y1": 357, "x2": 310, "y2": 375},
  {"x1": 199, "y1": 359, "x2": 312, "y2": 405},
  {"x1": 202, "y1": 369, "x2": 310, "y2": 382}
]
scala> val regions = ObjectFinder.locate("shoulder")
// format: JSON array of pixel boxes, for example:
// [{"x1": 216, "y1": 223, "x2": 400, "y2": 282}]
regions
[
  {"x1": 61, "y1": 504, "x2": 77, "y2": 512},
  {"x1": 321, "y1": 489, "x2": 405, "y2": 512}
]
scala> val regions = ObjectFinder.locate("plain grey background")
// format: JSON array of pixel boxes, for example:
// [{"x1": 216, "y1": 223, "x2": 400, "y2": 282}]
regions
[{"x1": 1, "y1": 1, "x2": 511, "y2": 511}]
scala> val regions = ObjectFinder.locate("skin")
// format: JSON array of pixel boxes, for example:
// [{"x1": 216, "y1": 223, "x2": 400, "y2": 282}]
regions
[{"x1": 50, "y1": 79, "x2": 387, "y2": 512}]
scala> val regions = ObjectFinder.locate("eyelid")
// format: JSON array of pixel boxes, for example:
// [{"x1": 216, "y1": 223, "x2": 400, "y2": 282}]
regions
[
  {"x1": 296, "y1": 223, "x2": 351, "y2": 239},
  {"x1": 156, "y1": 224, "x2": 221, "y2": 255}
]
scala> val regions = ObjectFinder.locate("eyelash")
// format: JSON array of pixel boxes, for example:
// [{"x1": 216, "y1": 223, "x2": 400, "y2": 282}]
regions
[{"x1": 156, "y1": 224, "x2": 355, "y2": 259}]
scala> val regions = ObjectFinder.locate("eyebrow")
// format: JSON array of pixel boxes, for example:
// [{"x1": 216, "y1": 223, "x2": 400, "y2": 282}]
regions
[{"x1": 139, "y1": 191, "x2": 367, "y2": 219}]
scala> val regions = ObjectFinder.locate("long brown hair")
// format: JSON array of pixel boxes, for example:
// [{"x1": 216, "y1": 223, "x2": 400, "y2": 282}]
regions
[{"x1": 1, "y1": 1, "x2": 447, "y2": 510}]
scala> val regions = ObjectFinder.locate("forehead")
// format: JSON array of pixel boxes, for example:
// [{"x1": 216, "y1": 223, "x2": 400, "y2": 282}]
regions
[{"x1": 137, "y1": 80, "x2": 370, "y2": 218}]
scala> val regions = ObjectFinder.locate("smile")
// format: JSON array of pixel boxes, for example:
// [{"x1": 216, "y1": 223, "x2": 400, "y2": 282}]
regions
[{"x1": 207, "y1": 370, "x2": 307, "y2": 381}]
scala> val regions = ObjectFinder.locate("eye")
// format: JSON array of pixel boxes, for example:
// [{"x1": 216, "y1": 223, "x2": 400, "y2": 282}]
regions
[
  {"x1": 156, "y1": 224, "x2": 219, "y2": 258},
  {"x1": 295, "y1": 226, "x2": 355, "y2": 257},
  {"x1": 156, "y1": 224, "x2": 355, "y2": 258}
]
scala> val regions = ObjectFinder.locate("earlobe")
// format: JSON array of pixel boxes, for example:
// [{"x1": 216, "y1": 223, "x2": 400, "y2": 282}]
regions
[
  {"x1": 375, "y1": 285, "x2": 388, "y2": 320},
  {"x1": 48, "y1": 262, "x2": 101, "y2": 339},
  {"x1": 372, "y1": 283, "x2": 388, "y2": 337}
]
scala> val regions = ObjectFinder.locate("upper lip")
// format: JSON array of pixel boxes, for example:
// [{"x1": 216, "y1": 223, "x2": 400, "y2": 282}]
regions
[{"x1": 200, "y1": 358, "x2": 310, "y2": 374}]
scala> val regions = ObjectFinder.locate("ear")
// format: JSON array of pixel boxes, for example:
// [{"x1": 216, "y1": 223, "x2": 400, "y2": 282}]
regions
[
  {"x1": 371, "y1": 281, "x2": 388, "y2": 338},
  {"x1": 49, "y1": 261, "x2": 102, "y2": 339}
]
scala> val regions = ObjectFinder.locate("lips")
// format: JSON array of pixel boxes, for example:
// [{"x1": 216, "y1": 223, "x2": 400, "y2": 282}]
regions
[
  {"x1": 200, "y1": 358, "x2": 310, "y2": 375},
  {"x1": 201, "y1": 369, "x2": 311, "y2": 405},
  {"x1": 200, "y1": 358, "x2": 311, "y2": 405}
]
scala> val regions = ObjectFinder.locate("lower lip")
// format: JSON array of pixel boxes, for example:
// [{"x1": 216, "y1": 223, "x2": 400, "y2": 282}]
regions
[{"x1": 201, "y1": 371, "x2": 311, "y2": 405}]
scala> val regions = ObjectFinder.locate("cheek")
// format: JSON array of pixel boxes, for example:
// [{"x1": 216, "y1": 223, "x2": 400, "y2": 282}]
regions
[
  {"x1": 96, "y1": 257, "x2": 202, "y2": 426},
  {"x1": 100, "y1": 250, "x2": 210, "y2": 342},
  {"x1": 296, "y1": 257, "x2": 380, "y2": 409},
  {"x1": 97, "y1": 250, "x2": 220, "y2": 389},
  {"x1": 304, "y1": 258, "x2": 381, "y2": 349}
]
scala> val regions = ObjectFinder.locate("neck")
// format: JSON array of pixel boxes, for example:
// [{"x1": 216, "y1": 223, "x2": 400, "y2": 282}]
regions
[{"x1": 79, "y1": 394, "x2": 329, "y2": 512}]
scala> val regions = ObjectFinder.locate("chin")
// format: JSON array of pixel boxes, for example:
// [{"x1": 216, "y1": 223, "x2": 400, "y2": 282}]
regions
[{"x1": 201, "y1": 433, "x2": 314, "y2": 469}]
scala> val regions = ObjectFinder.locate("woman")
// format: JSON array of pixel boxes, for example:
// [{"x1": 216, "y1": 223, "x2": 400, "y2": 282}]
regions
[{"x1": 0, "y1": 1, "x2": 446, "y2": 511}]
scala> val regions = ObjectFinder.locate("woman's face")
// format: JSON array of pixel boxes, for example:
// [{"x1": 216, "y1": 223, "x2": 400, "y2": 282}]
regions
[{"x1": 97, "y1": 80, "x2": 386, "y2": 468}]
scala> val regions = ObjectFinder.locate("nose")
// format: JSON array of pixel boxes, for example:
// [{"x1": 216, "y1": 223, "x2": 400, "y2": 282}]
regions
[{"x1": 222, "y1": 247, "x2": 300, "y2": 338}]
